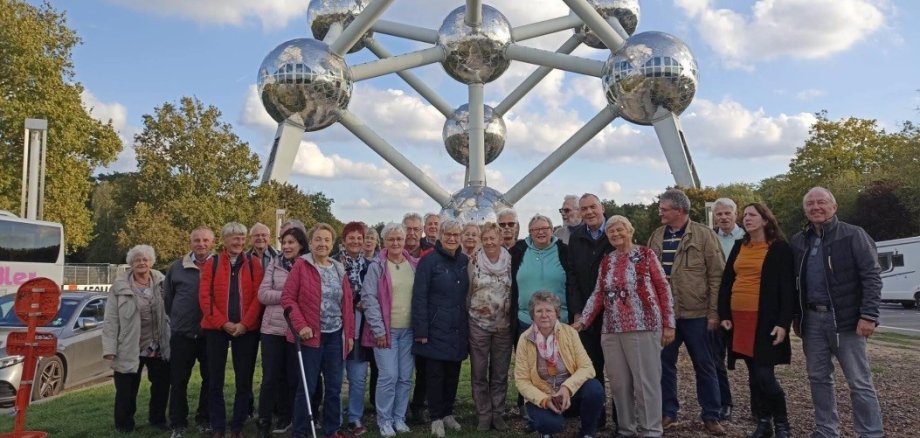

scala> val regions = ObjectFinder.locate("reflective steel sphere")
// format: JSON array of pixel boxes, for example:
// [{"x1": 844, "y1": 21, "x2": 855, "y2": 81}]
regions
[
  {"x1": 307, "y1": 0, "x2": 372, "y2": 53},
  {"x1": 443, "y1": 104, "x2": 506, "y2": 165},
  {"x1": 601, "y1": 31, "x2": 698, "y2": 126},
  {"x1": 258, "y1": 38, "x2": 352, "y2": 131},
  {"x1": 574, "y1": 0, "x2": 640, "y2": 49},
  {"x1": 437, "y1": 5, "x2": 513, "y2": 84},
  {"x1": 440, "y1": 186, "x2": 512, "y2": 224}
]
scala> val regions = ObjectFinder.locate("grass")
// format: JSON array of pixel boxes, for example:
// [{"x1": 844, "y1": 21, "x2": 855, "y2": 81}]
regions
[{"x1": 872, "y1": 331, "x2": 920, "y2": 348}]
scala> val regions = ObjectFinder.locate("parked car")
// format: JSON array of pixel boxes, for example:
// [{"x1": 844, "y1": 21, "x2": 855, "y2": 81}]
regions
[
  {"x1": 877, "y1": 236, "x2": 920, "y2": 309},
  {"x1": 0, "y1": 292, "x2": 112, "y2": 406}
]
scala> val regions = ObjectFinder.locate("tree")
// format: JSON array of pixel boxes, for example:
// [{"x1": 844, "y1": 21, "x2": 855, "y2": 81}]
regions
[
  {"x1": 849, "y1": 180, "x2": 919, "y2": 241},
  {"x1": 0, "y1": 0, "x2": 122, "y2": 252}
]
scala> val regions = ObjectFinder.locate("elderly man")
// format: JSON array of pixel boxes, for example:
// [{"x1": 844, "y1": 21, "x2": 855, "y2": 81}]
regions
[
  {"x1": 565, "y1": 193, "x2": 613, "y2": 430},
  {"x1": 711, "y1": 197, "x2": 743, "y2": 421},
  {"x1": 496, "y1": 208, "x2": 520, "y2": 249},
  {"x1": 423, "y1": 213, "x2": 440, "y2": 247},
  {"x1": 647, "y1": 189, "x2": 726, "y2": 435},
  {"x1": 791, "y1": 187, "x2": 884, "y2": 438},
  {"x1": 247, "y1": 223, "x2": 279, "y2": 269},
  {"x1": 199, "y1": 223, "x2": 264, "y2": 438},
  {"x1": 553, "y1": 194, "x2": 582, "y2": 245},
  {"x1": 165, "y1": 226, "x2": 215, "y2": 437},
  {"x1": 404, "y1": 213, "x2": 433, "y2": 260}
]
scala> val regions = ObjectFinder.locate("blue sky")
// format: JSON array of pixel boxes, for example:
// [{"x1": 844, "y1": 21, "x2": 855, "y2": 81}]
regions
[{"x1": 47, "y1": 0, "x2": 918, "y2": 226}]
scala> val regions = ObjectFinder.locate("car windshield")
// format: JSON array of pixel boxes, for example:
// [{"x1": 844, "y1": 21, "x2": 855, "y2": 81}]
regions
[{"x1": 0, "y1": 296, "x2": 80, "y2": 328}]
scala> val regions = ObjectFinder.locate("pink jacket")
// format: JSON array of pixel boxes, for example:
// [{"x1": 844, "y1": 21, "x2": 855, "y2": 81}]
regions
[
  {"x1": 258, "y1": 257, "x2": 292, "y2": 337},
  {"x1": 360, "y1": 249, "x2": 419, "y2": 348},
  {"x1": 281, "y1": 254, "x2": 355, "y2": 359}
]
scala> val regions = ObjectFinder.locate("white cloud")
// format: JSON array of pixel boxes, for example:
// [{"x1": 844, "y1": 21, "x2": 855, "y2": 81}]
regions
[
  {"x1": 601, "y1": 181, "x2": 622, "y2": 198},
  {"x1": 106, "y1": 0, "x2": 308, "y2": 29},
  {"x1": 292, "y1": 141, "x2": 393, "y2": 180},
  {"x1": 82, "y1": 90, "x2": 138, "y2": 172},
  {"x1": 240, "y1": 84, "x2": 277, "y2": 135},
  {"x1": 675, "y1": 0, "x2": 885, "y2": 69},
  {"x1": 795, "y1": 88, "x2": 825, "y2": 101}
]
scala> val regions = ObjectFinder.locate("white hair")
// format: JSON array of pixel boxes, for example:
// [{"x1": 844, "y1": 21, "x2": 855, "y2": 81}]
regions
[
  {"x1": 563, "y1": 194, "x2": 579, "y2": 205},
  {"x1": 221, "y1": 222, "x2": 248, "y2": 237},
  {"x1": 439, "y1": 218, "x2": 463, "y2": 236},
  {"x1": 528, "y1": 214, "x2": 554, "y2": 230},
  {"x1": 402, "y1": 212, "x2": 422, "y2": 224},
  {"x1": 496, "y1": 208, "x2": 518, "y2": 222},
  {"x1": 126, "y1": 244, "x2": 156, "y2": 266},
  {"x1": 803, "y1": 187, "x2": 837, "y2": 208},
  {"x1": 381, "y1": 222, "x2": 406, "y2": 239},
  {"x1": 249, "y1": 222, "x2": 269, "y2": 235},
  {"x1": 713, "y1": 198, "x2": 737, "y2": 213}
]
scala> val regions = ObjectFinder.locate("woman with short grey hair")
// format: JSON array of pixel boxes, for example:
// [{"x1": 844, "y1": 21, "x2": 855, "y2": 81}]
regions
[{"x1": 103, "y1": 244, "x2": 170, "y2": 433}]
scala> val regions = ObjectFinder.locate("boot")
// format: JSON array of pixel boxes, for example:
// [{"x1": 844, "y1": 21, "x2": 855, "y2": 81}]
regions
[
  {"x1": 773, "y1": 416, "x2": 791, "y2": 438},
  {"x1": 748, "y1": 417, "x2": 773, "y2": 438}
]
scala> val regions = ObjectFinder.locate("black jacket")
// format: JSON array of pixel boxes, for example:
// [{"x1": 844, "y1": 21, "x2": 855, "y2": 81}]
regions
[
  {"x1": 163, "y1": 253, "x2": 206, "y2": 338},
  {"x1": 509, "y1": 238, "x2": 568, "y2": 335},
  {"x1": 790, "y1": 216, "x2": 882, "y2": 332},
  {"x1": 411, "y1": 242, "x2": 470, "y2": 362},
  {"x1": 718, "y1": 240, "x2": 794, "y2": 368},
  {"x1": 565, "y1": 224, "x2": 613, "y2": 330}
]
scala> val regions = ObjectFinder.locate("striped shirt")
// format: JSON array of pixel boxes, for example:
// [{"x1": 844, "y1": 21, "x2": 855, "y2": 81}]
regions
[{"x1": 660, "y1": 223, "x2": 687, "y2": 277}]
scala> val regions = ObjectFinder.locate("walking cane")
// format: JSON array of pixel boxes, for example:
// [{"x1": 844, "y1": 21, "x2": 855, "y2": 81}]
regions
[{"x1": 284, "y1": 307, "x2": 318, "y2": 438}]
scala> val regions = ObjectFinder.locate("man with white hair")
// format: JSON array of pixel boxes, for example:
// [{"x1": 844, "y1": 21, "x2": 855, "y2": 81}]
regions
[
  {"x1": 247, "y1": 222, "x2": 279, "y2": 270},
  {"x1": 553, "y1": 194, "x2": 582, "y2": 245},
  {"x1": 423, "y1": 213, "x2": 440, "y2": 247},
  {"x1": 710, "y1": 197, "x2": 743, "y2": 421},
  {"x1": 496, "y1": 208, "x2": 520, "y2": 250}
]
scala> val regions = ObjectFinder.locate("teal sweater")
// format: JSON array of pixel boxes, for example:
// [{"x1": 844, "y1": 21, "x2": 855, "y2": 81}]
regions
[{"x1": 516, "y1": 237, "x2": 568, "y2": 324}]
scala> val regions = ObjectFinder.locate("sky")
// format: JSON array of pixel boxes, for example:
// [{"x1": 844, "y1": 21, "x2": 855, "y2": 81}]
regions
[{"x1": 44, "y1": 0, "x2": 919, "y2": 227}]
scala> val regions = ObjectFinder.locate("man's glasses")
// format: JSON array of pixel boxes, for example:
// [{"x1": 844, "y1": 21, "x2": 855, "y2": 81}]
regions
[
  {"x1": 498, "y1": 222, "x2": 517, "y2": 229},
  {"x1": 405, "y1": 227, "x2": 422, "y2": 233},
  {"x1": 558, "y1": 208, "x2": 572, "y2": 214}
]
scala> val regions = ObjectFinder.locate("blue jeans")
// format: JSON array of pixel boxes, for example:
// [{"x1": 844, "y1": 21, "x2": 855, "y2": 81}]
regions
[
  {"x1": 803, "y1": 310, "x2": 884, "y2": 438},
  {"x1": 526, "y1": 378, "x2": 604, "y2": 436},
  {"x1": 660, "y1": 317, "x2": 721, "y2": 421},
  {"x1": 345, "y1": 359, "x2": 368, "y2": 424},
  {"x1": 293, "y1": 329, "x2": 344, "y2": 437},
  {"x1": 373, "y1": 328, "x2": 415, "y2": 428}
]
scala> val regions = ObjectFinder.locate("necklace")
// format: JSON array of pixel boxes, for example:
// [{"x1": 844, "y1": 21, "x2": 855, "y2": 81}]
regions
[
  {"x1": 389, "y1": 258, "x2": 406, "y2": 269},
  {"x1": 133, "y1": 276, "x2": 151, "y2": 287}
]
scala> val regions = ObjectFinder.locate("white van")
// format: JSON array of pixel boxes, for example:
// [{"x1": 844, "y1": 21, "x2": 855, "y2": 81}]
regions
[{"x1": 877, "y1": 236, "x2": 920, "y2": 309}]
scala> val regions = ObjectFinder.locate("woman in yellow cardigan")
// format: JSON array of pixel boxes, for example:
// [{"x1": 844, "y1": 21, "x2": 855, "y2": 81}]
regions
[{"x1": 514, "y1": 291, "x2": 604, "y2": 438}]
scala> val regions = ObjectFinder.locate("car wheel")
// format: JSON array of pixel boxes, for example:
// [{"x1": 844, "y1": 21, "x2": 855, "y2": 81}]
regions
[
  {"x1": 902, "y1": 301, "x2": 917, "y2": 309},
  {"x1": 32, "y1": 356, "x2": 65, "y2": 400}
]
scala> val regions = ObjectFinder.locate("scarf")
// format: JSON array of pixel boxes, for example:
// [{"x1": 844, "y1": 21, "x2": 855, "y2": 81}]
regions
[
  {"x1": 339, "y1": 251, "x2": 367, "y2": 294},
  {"x1": 476, "y1": 247, "x2": 511, "y2": 277},
  {"x1": 281, "y1": 256, "x2": 295, "y2": 272},
  {"x1": 535, "y1": 321, "x2": 560, "y2": 374}
]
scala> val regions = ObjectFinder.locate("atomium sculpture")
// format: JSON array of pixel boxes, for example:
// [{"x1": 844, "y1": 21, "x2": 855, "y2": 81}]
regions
[{"x1": 257, "y1": 0, "x2": 701, "y2": 223}]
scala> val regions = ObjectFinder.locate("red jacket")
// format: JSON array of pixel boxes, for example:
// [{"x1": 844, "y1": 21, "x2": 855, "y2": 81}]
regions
[
  {"x1": 281, "y1": 255, "x2": 355, "y2": 359},
  {"x1": 199, "y1": 251, "x2": 264, "y2": 331}
]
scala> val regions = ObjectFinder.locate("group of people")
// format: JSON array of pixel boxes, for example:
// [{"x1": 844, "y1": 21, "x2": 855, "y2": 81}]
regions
[{"x1": 100, "y1": 186, "x2": 886, "y2": 438}]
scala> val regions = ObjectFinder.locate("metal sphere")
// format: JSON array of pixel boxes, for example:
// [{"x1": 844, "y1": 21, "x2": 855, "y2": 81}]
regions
[
  {"x1": 437, "y1": 5, "x2": 513, "y2": 84},
  {"x1": 440, "y1": 186, "x2": 512, "y2": 224},
  {"x1": 257, "y1": 38, "x2": 352, "y2": 132},
  {"x1": 601, "y1": 31, "x2": 698, "y2": 126},
  {"x1": 574, "y1": 0, "x2": 640, "y2": 49},
  {"x1": 307, "y1": 0, "x2": 372, "y2": 53},
  {"x1": 443, "y1": 104, "x2": 506, "y2": 166}
]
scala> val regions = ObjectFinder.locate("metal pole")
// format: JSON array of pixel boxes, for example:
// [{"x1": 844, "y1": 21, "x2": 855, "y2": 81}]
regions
[
  {"x1": 323, "y1": 21, "x2": 344, "y2": 44},
  {"x1": 511, "y1": 14, "x2": 584, "y2": 41},
  {"x1": 504, "y1": 106, "x2": 619, "y2": 204},
  {"x1": 38, "y1": 129, "x2": 47, "y2": 220},
  {"x1": 467, "y1": 83, "x2": 486, "y2": 187},
  {"x1": 337, "y1": 110, "x2": 452, "y2": 206},
  {"x1": 562, "y1": 0, "x2": 626, "y2": 52},
  {"x1": 505, "y1": 44, "x2": 604, "y2": 77},
  {"x1": 350, "y1": 46, "x2": 446, "y2": 81},
  {"x1": 329, "y1": 0, "x2": 394, "y2": 56},
  {"x1": 20, "y1": 127, "x2": 29, "y2": 218},
  {"x1": 26, "y1": 131, "x2": 41, "y2": 220},
  {"x1": 465, "y1": 0, "x2": 482, "y2": 27},
  {"x1": 371, "y1": 20, "x2": 438, "y2": 44},
  {"x1": 495, "y1": 35, "x2": 582, "y2": 116},
  {"x1": 365, "y1": 39, "x2": 454, "y2": 117},
  {"x1": 651, "y1": 107, "x2": 700, "y2": 188}
]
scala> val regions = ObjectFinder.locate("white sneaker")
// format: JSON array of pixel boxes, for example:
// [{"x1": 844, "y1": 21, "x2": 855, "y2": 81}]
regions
[
  {"x1": 394, "y1": 420, "x2": 411, "y2": 433},
  {"x1": 443, "y1": 415, "x2": 462, "y2": 431},
  {"x1": 379, "y1": 423, "x2": 396, "y2": 437},
  {"x1": 431, "y1": 419, "x2": 445, "y2": 438}
]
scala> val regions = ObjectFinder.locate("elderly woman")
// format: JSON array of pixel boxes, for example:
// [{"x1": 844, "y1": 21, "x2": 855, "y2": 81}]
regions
[
  {"x1": 103, "y1": 244, "x2": 170, "y2": 433},
  {"x1": 510, "y1": 214, "x2": 568, "y2": 337},
  {"x1": 282, "y1": 223, "x2": 356, "y2": 438},
  {"x1": 364, "y1": 227, "x2": 380, "y2": 260},
  {"x1": 411, "y1": 218, "x2": 470, "y2": 438},
  {"x1": 468, "y1": 222, "x2": 513, "y2": 431},
  {"x1": 515, "y1": 291, "x2": 604, "y2": 438},
  {"x1": 460, "y1": 222, "x2": 481, "y2": 257},
  {"x1": 718, "y1": 203, "x2": 794, "y2": 438},
  {"x1": 335, "y1": 221, "x2": 374, "y2": 435},
  {"x1": 256, "y1": 227, "x2": 309, "y2": 437},
  {"x1": 361, "y1": 223, "x2": 419, "y2": 437},
  {"x1": 574, "y1": 215, "x2": 675, "y2": 437}
]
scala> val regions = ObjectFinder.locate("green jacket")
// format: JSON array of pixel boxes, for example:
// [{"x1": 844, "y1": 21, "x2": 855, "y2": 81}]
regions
[
  {"x1": 647, "y1": 220, "x2": 725, "y2": 321},
  {"x1": 102, "y1": 269, "x2": 170, "y2": 373}
]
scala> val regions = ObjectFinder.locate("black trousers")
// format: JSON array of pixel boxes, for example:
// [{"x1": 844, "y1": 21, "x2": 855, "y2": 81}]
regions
[
  {"x1": 258, "y1": 333, "x2": 298, "y2": 427},
  {"x1": 425, "y1": 358, "x2": 462, "y2": 420},
  {"x1": 709, "y1": 327, "x2": 734, "y2": 408},
  {"x1": 744, "y1": 359, "x2": 788, "y2": 419},
  {"x1": 410, "y1": 355, "x2": 428, "y2": 410},
  {"x1": 579, "y1": 327, "x2": 613, "y2": 427},
  {"x1": 114, "y1": 356, "x2": 170, "y2": 431},
  {"x1": 205, "y1": 330, "x2": 259, "y2": 433},
  {"x1": 168, "y1": 335, "x2": 209, "y2": 428}
]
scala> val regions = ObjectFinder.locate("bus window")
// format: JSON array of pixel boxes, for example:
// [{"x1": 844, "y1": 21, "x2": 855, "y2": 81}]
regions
[{"x1": 0, "y1": 220, "x2": 62, "y2": 263}]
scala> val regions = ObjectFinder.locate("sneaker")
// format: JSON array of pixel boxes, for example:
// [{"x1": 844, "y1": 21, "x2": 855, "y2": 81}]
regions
[
  {"x1": 492, "y1": 415, "x2": 508, "y2": 431},
  {"x1": 379, "y1": 423, "x2": 396, "y2": 437},
  {"x1": 703, "y1": 420, "x2": 726, "y2": 436},
  {"x1": 393, "y1": 420, "x2": 411, "y2": 433},
  {"x1": 349, "y1": 422, "x2": 368, "y2": 436},
  {"x1": 662, "y1": 416, "x2": 678, "y2": 430},
  {"x1": 272, "y1": 418, "x2": 292, "y2": 433},
  {"x1": 197, "y1": 422, "x2": 213, "y2": 434},
  {"x1": 170, "y1": 428, "x2": 186, "y2": 438},
  {"x1": 442, "y1": 415, "x2": 461, "y2": 431},
  {"x1": 431, "y1": 419, "x2": 445, "y2": 438},
  {"x1": 476, "y1": 416, "x2": 491, "y2": 432}
]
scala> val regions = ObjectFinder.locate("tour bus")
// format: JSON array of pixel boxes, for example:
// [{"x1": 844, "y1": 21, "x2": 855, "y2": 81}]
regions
[
  {"x1": 877, "y1": 235, "x2": 920, "y2": 309},
  {"x1": 0, "y1": 211, "x2": 65, "y2": 296}
]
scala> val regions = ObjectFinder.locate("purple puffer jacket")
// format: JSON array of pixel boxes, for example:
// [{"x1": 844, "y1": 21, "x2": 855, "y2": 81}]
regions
[
  {"x1": 258, "y1": 257, "x2": 292, "y2": 336},
  {"x1": 360, "y1": 249, "x2": 419, "y2": 348}
]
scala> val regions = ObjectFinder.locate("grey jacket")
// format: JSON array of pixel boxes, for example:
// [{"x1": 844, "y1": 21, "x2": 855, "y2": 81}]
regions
[
  {"x1": 163, "y1": 253, "x2": 206, "y2": 338},
  {"x1": 102, "y1": 270, "x2": 171, "y2": 373},
  {"x1": 791, "y1": 215, "x2": 882, "y2": 332}
]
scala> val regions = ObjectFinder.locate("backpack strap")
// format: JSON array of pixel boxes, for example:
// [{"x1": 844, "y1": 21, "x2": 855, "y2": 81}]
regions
[{"x1": 210, "y1": 255, "x2": 219, "y2": 316}]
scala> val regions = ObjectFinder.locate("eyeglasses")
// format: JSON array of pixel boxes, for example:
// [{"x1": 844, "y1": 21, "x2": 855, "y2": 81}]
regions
[
  {"x1": 558, "y1": 208, "x2": 572, "y2": 214},
  {"x1": 498, "y1": 222, "x2": 517, "y2": 229},
  {"x1": 405, "y1": 226, "x2": 422, "y2": 233},
  {"x1": 442, "y1": 232, "x2": 461, "y2": 239},
  {"x1": 658, "y1": 207, "x2": 675, "y2": 213},
  {"x1": 529, "y1": 227, "x2": 551, "y2": 233}
]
